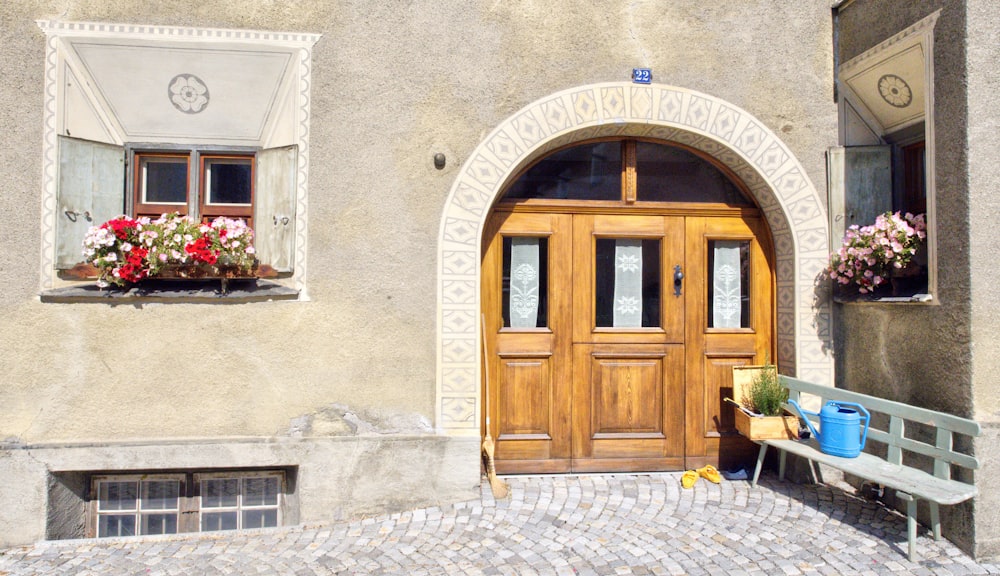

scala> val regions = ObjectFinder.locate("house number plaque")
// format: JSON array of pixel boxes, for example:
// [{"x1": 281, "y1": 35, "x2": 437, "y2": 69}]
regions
[{"x1": 632, "y1": 68, "x2": 652, "y2": 84}]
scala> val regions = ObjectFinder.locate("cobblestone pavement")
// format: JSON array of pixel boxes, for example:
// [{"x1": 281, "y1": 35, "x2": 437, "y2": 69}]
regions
[{"x1": 2, "y1": 473, "x2": 999, "y2": 575}]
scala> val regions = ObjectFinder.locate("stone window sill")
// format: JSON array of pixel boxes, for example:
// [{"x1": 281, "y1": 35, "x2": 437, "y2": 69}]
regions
[{"x1": 40, "y1": 279, "x2": 299, "y2": 304}]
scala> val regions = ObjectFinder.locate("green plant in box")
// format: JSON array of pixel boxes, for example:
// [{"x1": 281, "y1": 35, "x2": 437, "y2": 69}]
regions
[{"x1": 748, "y1": 363, "x2": 787, "y2": 416}]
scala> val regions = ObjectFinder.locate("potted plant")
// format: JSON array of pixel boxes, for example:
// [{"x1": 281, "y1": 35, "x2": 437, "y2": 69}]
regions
[
  {"x1": 82, "y1": 212, "x2": 258, "y2": 288},
  {"x1": 827, "y1": 211, "x2": 926, "y2": 296},
  {"x1": 731, "y1": 364, "x2": 799, "y2": 440}
]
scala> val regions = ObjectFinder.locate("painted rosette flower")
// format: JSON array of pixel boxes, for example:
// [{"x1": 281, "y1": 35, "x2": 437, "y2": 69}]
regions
[
  {"x1": 168, "y1": 74, "x2": 209, "y2": 114},
  {"x1": 827, "y1": 211, "x2": 926, "y2": 294},
  {"x1": 82, "y1": 212, "x2": 256, "y2": 287}
]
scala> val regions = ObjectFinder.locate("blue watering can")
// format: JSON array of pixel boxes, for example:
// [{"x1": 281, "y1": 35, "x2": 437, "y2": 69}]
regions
[{"x1": 787, "y1": 400, "x2": 871, "y2": 458}]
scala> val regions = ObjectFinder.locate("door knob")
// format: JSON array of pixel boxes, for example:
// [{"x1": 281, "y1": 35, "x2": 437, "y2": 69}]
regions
[{"x1": 673, "y1": 265, "x2": 684, "y2": 297}]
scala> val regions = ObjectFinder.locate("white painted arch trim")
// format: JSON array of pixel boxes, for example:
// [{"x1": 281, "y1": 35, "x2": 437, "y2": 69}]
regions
[{"x1": 435, "y1": 82, "x2": 833, "y2": 435}]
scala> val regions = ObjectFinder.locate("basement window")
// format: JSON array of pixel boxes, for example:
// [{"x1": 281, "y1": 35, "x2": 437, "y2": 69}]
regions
[{"x1": 89, "y1": 470, "x2": 286, "y2": 538}]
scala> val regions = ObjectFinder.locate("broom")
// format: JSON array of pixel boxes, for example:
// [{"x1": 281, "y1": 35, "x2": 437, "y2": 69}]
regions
[{"x1": 481, "y1": 315, "x2": 510, "y2": 499}]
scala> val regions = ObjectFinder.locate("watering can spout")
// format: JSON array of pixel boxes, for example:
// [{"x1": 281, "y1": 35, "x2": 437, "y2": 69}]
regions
[
  {"x1": 787, "y1": 400, "x2": 820, "y2": 439},
  {"x1": 787, "y1": 399, "x2": 871, "y2": 458}
]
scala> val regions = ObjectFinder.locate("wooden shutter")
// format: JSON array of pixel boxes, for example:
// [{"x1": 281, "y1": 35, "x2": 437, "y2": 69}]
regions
[
  {"x1": 55, "y1": 136, "x2": 125, "y2": 269},
  {"x1": 254, "y1": 145, "x2": 297, "y2": 273},
  {"x1": 826, "y1": 146, "x2": 892, "y2": 247}
]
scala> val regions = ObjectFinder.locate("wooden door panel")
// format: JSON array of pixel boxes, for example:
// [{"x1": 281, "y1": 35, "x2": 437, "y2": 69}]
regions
[
  {"x1": 590, "y1": 354, "x2": 664, "y2": 438},
  {"x1": 496, "y1": 353, "x2": 553, "y2": 439},
  {"x1": 572, "y1": 344, "x2": 684, "y2": 470}
]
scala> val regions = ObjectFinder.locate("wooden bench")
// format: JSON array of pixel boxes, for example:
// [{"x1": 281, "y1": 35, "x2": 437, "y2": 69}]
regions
[{"x1": 750, "y1": 375, "x2": 981, "y2": 561}]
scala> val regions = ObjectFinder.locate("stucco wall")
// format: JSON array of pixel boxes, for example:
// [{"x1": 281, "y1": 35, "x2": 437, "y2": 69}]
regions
[
  {"x1": 1, "y1": 0, "x2": 837, "y2": 545},
  {"x1": 835, "y1": 0, "x2": 1000, "y2": 559}
]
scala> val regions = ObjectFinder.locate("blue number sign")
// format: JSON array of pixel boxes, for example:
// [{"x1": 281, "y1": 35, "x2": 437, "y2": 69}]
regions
[{"x1": 632, "y1": 68, "x2": 652, "y2": 84}]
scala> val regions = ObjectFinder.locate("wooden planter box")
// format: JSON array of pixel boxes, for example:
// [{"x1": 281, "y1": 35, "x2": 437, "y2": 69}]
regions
[
  {"x1": 734, "y1": 409, "x2": 799, "y2": 440},
  {"x1": 731, "y1": 364, "x2": 799, "y2": 441}
]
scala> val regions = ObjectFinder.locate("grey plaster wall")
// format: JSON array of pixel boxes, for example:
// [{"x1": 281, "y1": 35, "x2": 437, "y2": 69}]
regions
[
  {"x1": 0, "y1": 0, "x2": 837, "y2": 546},
  {"x1": 967, "y1": 0, "x2": 1000, "y2": 560},
  {"x1": 835, "y1": 0, "x2": 1000, "y2": 559}
]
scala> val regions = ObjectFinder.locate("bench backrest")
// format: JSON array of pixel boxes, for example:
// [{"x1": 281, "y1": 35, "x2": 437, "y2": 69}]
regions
[{"x1": 780, "y1": 375, "x2": 981, "y2": 481}]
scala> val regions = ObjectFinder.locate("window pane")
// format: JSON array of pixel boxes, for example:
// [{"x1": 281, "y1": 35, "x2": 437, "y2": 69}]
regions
[
  {"x1": 141, "y1": 513, "x2": 178, "y2": 535},
  {"x1": 595, "y1": 239, "x2": 660, "y2": 328},
  {"x1": 205, "y1": 158, "x2": 253, "y2": 205},
  {"x1": 708, "y1": 240, "x2": 750, "y2": 328},
  {"x1": 202, "y1": 479, "x2": 239, "y2": 508},
  {"x1": 502, "y1": 237, "x2": 547, "y2": 328},
  {"x1": 98, "y1": 514, "x2": 136, "y2": 537},
  {"x1": 503, "y1": 142, "x2": 621, "y2": 201},
  {"x1": 242, "y1": 509, "x2": 278, "y2": 529},
  {"x1": 636, "y1": 143, "x2": 751, "y2": 205},
  {"x1": 201, "y1": 511, "x2": 238, "y2": 532},
  {"x1": 141, "y1": 480, "x2": 180, "y2": 510},
  {"x1": 141, "y1": 158, "x2": 188, "y2": 204},
  {"x1": 98, "y1": 481, "x2": 138, "y2": 512},
  {"x1": 502, "y1": 237, "x2": 548, "y2": 328},
  {"x1": 243, "y1": 477, "x2": 279, "y2": 507}
]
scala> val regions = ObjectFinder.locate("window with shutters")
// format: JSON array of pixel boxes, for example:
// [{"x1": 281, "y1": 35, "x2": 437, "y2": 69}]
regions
[
  {"x1": 831, "y1": 10, "x2": 939, "y2": 302},
  {"x1": 37, "y1": 21, "x2": 319, "y2": 299}
]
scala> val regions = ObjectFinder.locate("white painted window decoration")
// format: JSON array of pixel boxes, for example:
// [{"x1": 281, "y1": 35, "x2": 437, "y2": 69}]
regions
[{"x1": 37, "y1": 21, "x2": 319, "y2": 292}]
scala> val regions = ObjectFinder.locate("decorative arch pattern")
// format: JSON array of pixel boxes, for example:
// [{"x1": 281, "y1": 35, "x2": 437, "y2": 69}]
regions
[{"x1": 436, "y1": 82, "x2": 832, "y2": 435}]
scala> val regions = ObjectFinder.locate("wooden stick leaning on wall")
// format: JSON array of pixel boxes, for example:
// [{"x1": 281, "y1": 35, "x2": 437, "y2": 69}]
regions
[{"x1": 482, "y1": 314, "x2": 510, "y2": 499}]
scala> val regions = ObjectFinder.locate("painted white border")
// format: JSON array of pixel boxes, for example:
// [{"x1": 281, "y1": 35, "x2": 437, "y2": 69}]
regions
[
  {"x1": 36, "y1": 21, "x2": 319, "y2": 294},
  {"x1": 435, "y1": 82, "x2": 833, "y2": 435}
]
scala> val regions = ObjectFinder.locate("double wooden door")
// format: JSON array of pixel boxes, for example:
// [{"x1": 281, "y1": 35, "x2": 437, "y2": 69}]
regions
[{"x1": 482, "y1": 209, "x2": 773, "y2": 474}]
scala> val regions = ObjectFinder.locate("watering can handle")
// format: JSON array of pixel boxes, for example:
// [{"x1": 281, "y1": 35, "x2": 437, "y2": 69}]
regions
[{"x1": 832, "y1": 401, "x2": 871, "y2": 449}]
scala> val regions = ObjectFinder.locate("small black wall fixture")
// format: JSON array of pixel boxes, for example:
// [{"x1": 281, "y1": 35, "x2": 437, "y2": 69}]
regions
[{"x1": 433, "y1": 153, "x2": 446, "y2": 170}]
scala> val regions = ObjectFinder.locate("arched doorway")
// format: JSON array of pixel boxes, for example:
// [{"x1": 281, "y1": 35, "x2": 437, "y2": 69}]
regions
[
  {"x1": 482, "y1": 139, "x2": 774, "y2": 472},
  {"x1": 435, "y1": 83, "x2": 831, "y2": 459}
]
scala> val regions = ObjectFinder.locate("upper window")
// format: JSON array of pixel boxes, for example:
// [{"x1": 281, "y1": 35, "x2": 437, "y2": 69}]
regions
[
  {"x1": 132, "y1": 148, "x2": 255, "y2": 227},
  {"x1": 833, "y1": 10, "x2": 939, "y2": 301},
  {"x1": 502, "y1": 139, "x2": 754, "y2": 207},
  {"x1": 37, "y1": 21, "x2": 320, "y2": 288}
]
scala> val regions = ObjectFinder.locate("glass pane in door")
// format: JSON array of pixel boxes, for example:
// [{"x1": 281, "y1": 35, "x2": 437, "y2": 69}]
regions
[
  {"x1": 595, "y1": 238, "x2": 661, "y2": 328},
  {"x1": 708, "y1": 240, "x2": 750, "y2": 328},
  {"x1": 502, "y1": 237, "x2": 548, "y2": 328}
]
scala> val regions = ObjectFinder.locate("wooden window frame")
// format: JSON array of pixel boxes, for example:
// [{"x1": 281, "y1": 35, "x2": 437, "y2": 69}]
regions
[
  {"x1": 128, "y1": 145, "x2": 257, "y2": 225},
  {"x1": 87, "y1": 470, "x2": 285, "y2": 539}
]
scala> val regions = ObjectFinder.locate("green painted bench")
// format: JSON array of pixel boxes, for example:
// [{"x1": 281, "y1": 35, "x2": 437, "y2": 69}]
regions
[{"x1": 750, "y1": 375, "x2": 981, "y2": 562}]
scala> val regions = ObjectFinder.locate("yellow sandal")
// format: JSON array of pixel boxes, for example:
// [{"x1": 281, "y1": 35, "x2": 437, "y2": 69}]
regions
[
  {"x1": 697, "y1": 465, "x2": 722, "y2": 484},
  {"x1": 681, "y1": 470, "x2": 699, "y2": 489}
]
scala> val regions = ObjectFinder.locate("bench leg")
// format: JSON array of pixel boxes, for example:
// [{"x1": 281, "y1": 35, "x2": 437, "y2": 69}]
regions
[
  {"x1": 778, "y1": 449, "x2": 787, "y2": 481},
  {"x1": 929, "y1": 501, "x2": 941, "y2": 541},
  {"x1": 751, "y1": 443, "x2": 768, "y2": 488},
  {"x1": 898, "y1": 491, "x2": 918, "y2": 562}
]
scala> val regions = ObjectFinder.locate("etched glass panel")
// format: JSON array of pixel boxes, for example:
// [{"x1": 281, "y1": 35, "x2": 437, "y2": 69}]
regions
[
  {"x1": 709, "y1": 240, "x2": 750, "y2": 328},
  {"x1": 595, "y1": 239, "x2": 660, "y2": 328},
  {"x1": 502, "y1": 237, "x2": 547, "y2": 328},
  {"x1": 502, "y1": 141, "x2": 621, "y2": 201}
]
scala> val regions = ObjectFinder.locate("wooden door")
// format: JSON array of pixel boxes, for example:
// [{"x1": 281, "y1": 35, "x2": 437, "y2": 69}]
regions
[
  {"x1": 570, "y1": 214, "x2": 686, "y2": 472},
  {"x1": 483, "y1": 210, "x2": 774, "y2": 473},
  {"x1": 482, "y1": 212, "x2": 573, "y2": 473},
  {"x1": 683, "y1": 216, "x2": 774, "y2": 470}
]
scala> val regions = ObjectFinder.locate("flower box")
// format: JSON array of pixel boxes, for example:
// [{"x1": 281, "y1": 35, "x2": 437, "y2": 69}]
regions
[
  {"x1": 731, "y1": 365, "x2": 799, "y2": 441},
  {"x1": 83, "y1": 213, "x2": 258, "y2": 289}
]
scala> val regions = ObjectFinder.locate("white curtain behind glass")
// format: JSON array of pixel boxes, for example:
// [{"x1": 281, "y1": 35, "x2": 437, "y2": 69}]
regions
[
  {"x1": 509, "y1": 237, "x2": 540, "y2": 328},
  {"x1": 613, "y1": 239, "x2": 643, "y2": 327},
  {"x1": 713, "y1": 240, "x2": 742, "y2": 328}
]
